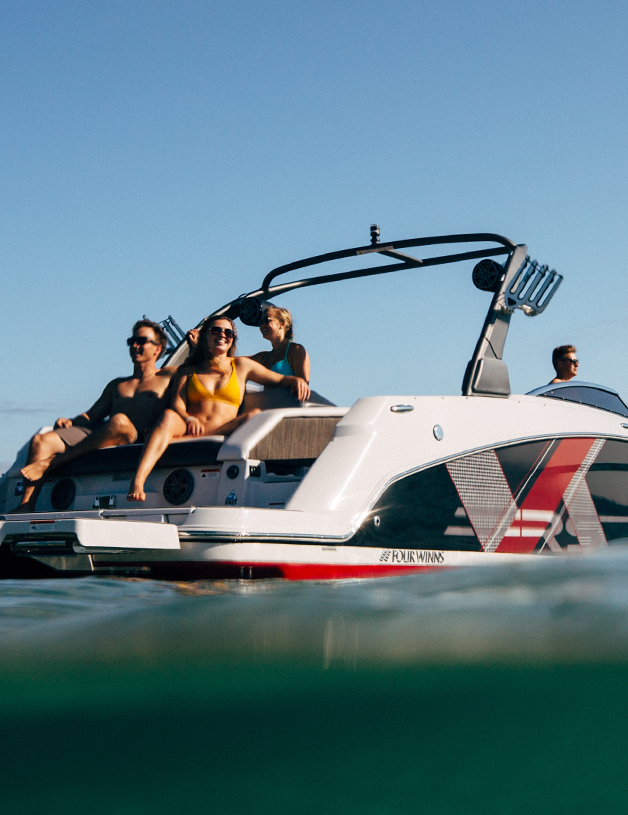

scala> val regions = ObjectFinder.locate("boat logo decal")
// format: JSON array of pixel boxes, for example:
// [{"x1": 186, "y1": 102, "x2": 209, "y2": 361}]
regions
[
  {"x1": 380, "y1": 548, "x2": 444, "y2": 565},
  {"x1": 225, "y1": 490, "x2": 237, "y2": 506}
]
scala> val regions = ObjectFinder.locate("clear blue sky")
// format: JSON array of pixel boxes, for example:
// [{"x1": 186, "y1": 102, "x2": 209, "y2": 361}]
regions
[{"x1": 1, "y1": 0, "x2": 627, "y2": 471}]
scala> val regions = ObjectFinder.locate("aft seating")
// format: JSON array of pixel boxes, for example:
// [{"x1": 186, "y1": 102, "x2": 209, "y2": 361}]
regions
[
  {"x1": 51, "y1": 388, "x2": 339, "y2": 479},
  {"x1": 53, "y1": 414, "x2": 343, "y2": 477},
  {"x1": 54, "y1": 437, "x2": 226, "y2": 477},
  {"x1": 33, "y1": 408, "x2": 346, "y2": 513}
]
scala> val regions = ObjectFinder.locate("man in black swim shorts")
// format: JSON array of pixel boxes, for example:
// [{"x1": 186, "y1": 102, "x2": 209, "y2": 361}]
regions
[{"x1": 12, "y1": 320, "x2": 177, "y2": 513}]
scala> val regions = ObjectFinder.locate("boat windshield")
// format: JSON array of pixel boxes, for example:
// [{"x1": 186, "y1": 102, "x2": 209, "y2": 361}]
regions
[{"x1": 528, "y1": 382, "x2": 628, "y2": 418}]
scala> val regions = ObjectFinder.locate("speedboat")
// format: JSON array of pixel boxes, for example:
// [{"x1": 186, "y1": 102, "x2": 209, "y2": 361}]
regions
[{"x1": 2, "y1": 228, "x2": 628, "y2": 580}]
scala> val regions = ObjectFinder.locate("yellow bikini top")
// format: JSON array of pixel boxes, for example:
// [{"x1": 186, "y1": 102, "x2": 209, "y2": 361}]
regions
[{"x1": 187, "y1": 361, "x2": 241, "y2": 408}]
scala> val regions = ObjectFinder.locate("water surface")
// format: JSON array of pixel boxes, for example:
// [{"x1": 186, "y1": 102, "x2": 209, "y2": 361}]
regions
[{"x1": 3, "y1": 551, "x2": 628, "y2": 813}]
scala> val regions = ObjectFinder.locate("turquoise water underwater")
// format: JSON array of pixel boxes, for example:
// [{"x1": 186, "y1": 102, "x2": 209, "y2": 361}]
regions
[{"x1": 3, "y1": 553, "x2": 628, "y2": 813}]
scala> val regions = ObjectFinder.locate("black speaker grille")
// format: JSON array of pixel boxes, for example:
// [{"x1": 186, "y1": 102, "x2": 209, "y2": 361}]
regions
[
  {"x1": 163, "y1": 469, "x2": 194, "y2": 506},
  {"x1": 50, "y1": 478, "x2": 76, "y2": 511}
]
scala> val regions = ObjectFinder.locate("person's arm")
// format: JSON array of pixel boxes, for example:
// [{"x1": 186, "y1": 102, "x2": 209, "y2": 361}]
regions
[
  {"x1": 185, "y1": 328, "x2": 199, "y2": 348},
  {"x1": 240, "y1": 358, "x2": 310, "y2": 401},
  {"x1": 288, "y1": 343, "x2": 310, "y2": 383},
  {"x1": 170, "y1": 371, "x2": 204, "y2": 437},
  {"x1": 54, "y1": 380, "x2": 117, "y2": 429}
]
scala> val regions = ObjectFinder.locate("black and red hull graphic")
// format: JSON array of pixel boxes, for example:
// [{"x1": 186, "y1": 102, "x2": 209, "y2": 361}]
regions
[{"x1": 352, "y1": 437, "x2": 628, "y2": 554}]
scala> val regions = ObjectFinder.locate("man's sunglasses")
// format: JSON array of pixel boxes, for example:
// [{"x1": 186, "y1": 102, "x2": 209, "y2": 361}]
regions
[
  {"x1": 208, "y1": 326, "x2": 235, "y2": 340},
  {"x1": 127, "y1": 336, "x2": 159, "y2": 347},
  {"x1": 561, "y1": 358, "x2": 579, "y2": 365}
]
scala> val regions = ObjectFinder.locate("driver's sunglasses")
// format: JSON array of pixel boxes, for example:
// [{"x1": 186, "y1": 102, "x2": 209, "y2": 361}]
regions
[
  {"x1": 127, "y1": 336, "x2": 159, "y2": 347},
  {"x1": 561, "y1": 358, "x2": 579, "y2": 365},
  {"x1": 209, "y1": 326, "x2": 235, "y2": 339}
]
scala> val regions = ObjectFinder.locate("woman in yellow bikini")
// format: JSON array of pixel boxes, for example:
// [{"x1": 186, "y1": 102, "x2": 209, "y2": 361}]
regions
[{"x1": 127, "y1": 317, "x2": 309, "y2": 502}]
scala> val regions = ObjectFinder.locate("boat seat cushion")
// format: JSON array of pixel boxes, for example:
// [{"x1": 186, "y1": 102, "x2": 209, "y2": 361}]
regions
[
  {"x1": 249, "y1": 416, "x2": 341, "y2": 461},
  {"x1": 53, "y1": 438, "x2": 224, "y2": 477}
]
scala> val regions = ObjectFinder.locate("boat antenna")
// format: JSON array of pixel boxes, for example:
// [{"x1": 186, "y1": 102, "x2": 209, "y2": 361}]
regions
[{"x1": 370, "y1": 223, "x2": 380, "y2": 246}]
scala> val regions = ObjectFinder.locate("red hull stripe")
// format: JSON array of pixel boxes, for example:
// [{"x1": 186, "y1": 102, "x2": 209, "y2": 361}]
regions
[
  {"x1": 497, "y1": 437, "x2": 596, "y2": 554},
  {"x1": 277, "y1": 562, "x2": 445, "y2": 580},
  {"x1": 95, "y1": 559, "x2": 446, "y2": 580}
]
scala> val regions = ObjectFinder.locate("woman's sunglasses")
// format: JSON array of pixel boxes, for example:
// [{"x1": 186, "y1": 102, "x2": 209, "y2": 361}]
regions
[{"x1": 208, "y1": 326, "x2": 235, "y2": 340}]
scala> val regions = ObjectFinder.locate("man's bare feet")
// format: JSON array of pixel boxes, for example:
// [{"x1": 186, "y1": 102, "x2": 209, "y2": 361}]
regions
[
  {"x1": 127, "y1": 478, "x2": 146, "y2": 502},
  {"x1": 21, "y1": 456, "x2": 55, "y2": 482}
]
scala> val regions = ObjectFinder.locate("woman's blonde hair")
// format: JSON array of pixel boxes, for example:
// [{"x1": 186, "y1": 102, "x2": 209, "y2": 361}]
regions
[
  {"x1": 264, "y1": 306, "x2": 293, "y2": 340},
  {"x1": 188, "y1": 317, "x2": 238, "y2": 368}
]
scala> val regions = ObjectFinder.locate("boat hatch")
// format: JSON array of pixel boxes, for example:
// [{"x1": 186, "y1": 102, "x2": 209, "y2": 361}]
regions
[{"x1": 527, "y1": 382, "x2": 628, "y2": 418}]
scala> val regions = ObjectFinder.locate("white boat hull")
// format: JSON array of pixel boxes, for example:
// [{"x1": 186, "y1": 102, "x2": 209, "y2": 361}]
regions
[{"x1": 2, "y1": 393, "x2": 628, "y2": 579}]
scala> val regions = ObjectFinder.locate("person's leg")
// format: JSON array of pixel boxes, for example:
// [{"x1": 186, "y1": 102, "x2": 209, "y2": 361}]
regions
[
  {"x1": 128, "y1": 410, "x2": 187, "y2": 502},
  {"x1": 21, "y1": 414, "x2": 138, "y2": 483},
  {"x1": 10, "y1": 430, "x2": 67, "y2": 512}
]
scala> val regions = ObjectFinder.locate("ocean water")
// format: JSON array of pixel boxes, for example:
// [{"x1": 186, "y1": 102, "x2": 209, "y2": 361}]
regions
[{"x1": 3, "y1": 551, "x2": 628, "y2": 813}]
